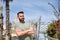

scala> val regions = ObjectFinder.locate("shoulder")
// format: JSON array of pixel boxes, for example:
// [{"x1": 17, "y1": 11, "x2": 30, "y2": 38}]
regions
[{"x1": 13, "y1": 17, "x2": 19, "y2": 24}]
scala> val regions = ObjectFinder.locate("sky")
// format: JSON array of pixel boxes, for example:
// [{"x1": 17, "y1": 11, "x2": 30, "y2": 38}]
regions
[
  {"x1": 10, "y1": 0, "x2": 58, "y2": 23},
  {"x1": 0, "y1": 0, "x2": 58, "y2": 23},
  {"x1": 0, "y1": 0, "x2": 58, "y2": 31},
  {"x1": 0, "y1": 0, "x2": 58, "y2": 22}
]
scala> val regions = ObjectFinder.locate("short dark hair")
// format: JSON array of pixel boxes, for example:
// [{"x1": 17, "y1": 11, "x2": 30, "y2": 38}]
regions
[{"x1": 17, "y1": 11, "x2": 24, "y2": 16}]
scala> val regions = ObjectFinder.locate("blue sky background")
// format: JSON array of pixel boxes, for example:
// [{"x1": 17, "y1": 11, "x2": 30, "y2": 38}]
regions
[
  {"x1": 0, "y1": 0, "x2": 58, "y2": 24},
  {"x1": 10, "y1": 0, "x2": 58, "y2": 23}
]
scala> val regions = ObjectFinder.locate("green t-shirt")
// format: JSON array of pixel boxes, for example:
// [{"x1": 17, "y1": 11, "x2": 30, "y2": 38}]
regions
[{"x1": 13, "y1": 20, "x2": 33, "y2": 40}]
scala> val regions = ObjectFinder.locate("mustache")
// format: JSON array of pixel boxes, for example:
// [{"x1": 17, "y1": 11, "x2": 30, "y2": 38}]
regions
[
  {"x1": 22, "y1": 18, "x2": 24, "y2": 19},
  {"x1": 19, "y1": 18, "x2": 25, "y2": 20}
]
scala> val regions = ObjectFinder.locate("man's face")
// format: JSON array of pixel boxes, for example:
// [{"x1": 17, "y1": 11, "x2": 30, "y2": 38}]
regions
[{"x1": 18, "y1": 13, "x2": 24, "y2": 21}]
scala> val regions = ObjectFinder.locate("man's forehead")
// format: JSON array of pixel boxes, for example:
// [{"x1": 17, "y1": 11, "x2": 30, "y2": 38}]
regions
[{"x1": 19, "y1": 13, "x2": 24, "y2": 15}]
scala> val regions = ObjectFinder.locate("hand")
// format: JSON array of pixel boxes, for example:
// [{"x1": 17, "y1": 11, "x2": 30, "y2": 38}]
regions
[{"x1": 27, "y1": 27, "x2": 35, "y2": 35}]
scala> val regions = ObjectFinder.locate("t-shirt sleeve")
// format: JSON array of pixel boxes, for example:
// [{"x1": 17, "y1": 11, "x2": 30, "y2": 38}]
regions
[{"x1": 12, "y1": 21, "x2": 17, "y2": 29}]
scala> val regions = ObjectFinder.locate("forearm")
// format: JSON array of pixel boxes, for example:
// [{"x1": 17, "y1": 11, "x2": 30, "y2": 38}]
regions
[
  {"x1": 27, "y1": 30, "x2": 35, "y2": 35},
  {"x1": 16, "y1": 30, "x2": 28, "y2": 36},
  {"x1": 27, "y1": 28, "x2": 35, "y2": 35}
]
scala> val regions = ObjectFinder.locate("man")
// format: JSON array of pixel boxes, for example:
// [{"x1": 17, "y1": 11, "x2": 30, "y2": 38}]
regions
[{"x1": 13, "y1": 11, "x2": 35, "y2": 40}]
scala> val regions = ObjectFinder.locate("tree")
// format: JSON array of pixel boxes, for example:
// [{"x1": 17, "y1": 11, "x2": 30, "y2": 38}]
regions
[
  {"x1": 3, "y1": 0, "x2": 13, "y2": 40},
  {"x1": 55, "y1": 20, "x2": 60, "y2": 40},
  {"x1": 47, "y1": 19, "x2": 60, "y2": 40},
  {"x1": 46, "y1": 21, "x2": 56, "y2": 38}
]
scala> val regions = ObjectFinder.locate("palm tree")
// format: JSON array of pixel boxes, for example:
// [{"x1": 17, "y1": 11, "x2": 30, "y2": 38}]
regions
[
  {"x1": 3, "y1": 0, "x2": 13, "y2": 40},
  {"x1": 48, "y1": 2, "x2": 60, "y2": 19}
]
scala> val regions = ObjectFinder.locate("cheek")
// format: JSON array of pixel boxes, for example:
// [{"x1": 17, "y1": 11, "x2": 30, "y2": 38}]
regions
[
  {"x1": 18, "y1": 17, "x2": 21, "y2": 19},
  {"x1": 19, "y1": 17, "x2": 21, "y2": 19}
]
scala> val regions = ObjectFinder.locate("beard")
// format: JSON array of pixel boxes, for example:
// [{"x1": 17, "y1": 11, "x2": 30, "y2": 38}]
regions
[{"x1": 19, "y1": 18, "x2": 25, "y2": 23}]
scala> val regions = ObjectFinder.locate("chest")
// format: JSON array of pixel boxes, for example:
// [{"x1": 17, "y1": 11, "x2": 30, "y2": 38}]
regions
[{"x1": 16, "y1": 23, "x2": 30, "y2": 31}]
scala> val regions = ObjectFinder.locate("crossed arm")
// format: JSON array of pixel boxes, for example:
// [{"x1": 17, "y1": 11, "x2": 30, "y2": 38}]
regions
[{"x1": 15, "y1": 27, "x2": 35, "y2": 36}]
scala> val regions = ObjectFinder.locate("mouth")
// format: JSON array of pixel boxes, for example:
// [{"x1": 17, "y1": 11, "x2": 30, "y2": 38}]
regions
[{"x1": 22, "y1": 18, "x2": 24, "y2": 20}]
